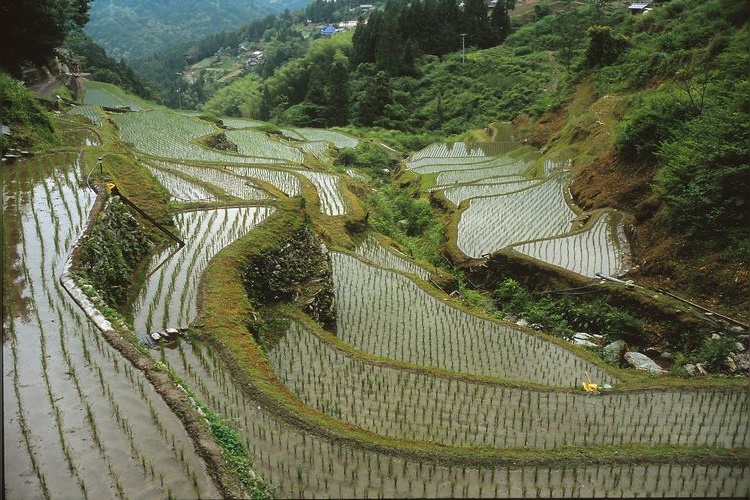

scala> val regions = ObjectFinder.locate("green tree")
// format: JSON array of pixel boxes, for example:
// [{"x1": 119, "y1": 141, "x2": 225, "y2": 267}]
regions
[
  {"x1": 462, "y1": 0, "x2": 493, "y2": 49},
  {"x1": 490, "y1": 0, "x2": 517, "y2": 44},
  {"x1": 349, "y1": 67, "x2": 392, "y2": 126},
  {"x1": 656, "y1": 105, "x2": 750, "y2": 250},
  {"x1": 1, "y1": 0, "x2": 93, "y2": 76},
  {"x1": 554, "y1": 2, "x2": 582, "y2": 71},
  {"x1": 585, "y1": 25, "x2": 628, "y2": 67}
]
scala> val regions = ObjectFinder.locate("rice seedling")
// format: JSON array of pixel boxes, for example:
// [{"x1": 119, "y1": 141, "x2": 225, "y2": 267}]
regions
[
  {"x1": 456, "y1": 173, "x2": 575, "y2": 258},
  {"x1": 511, "y1": 212, "x2": 628, "y2": 278},
  {"x1": 290, "y1": 169, "x2": 348, "y2": 215},
  {"x1": 331, "y1": 251, "x2": 614, "y2": 386},
  {"x1": 224, "y1": 129, "x2": 304, "y2": 163}
]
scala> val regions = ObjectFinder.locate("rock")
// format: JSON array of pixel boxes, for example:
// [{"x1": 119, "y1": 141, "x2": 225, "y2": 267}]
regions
[
  {"x1": 734, "y1": 342, "x2": 746, "y2": 353},
  {"x1": 731, "y1": 352, "x2": 750, "y2": 373},
  {"x1": 684, "y1": 364, "x2": 697, "y2": 376},
  {"x1": 695, "y1": 363, "x2": 709, "y2": 376},
  {"x1": 516, "y1": 318, "x2": 529, "y2": 327},
  {"x1": 711, "y1": 333, "x2": 722, "y2": 340},
  {"x1": 724, "y1": 356, "x2": 738, "y2": 373},
  {"x1": 645, "y1": 346, "x2": 662, "y2": 357},
  {"x1": 573, "y1": 332, "x2": 597, "y2": 341},
  {"x1": 573, "y1": 338, "x2": 599, "y2": 348},
  {"x1": 729, "y1": 325, "x2": 747, "y2": 334},
  {"x1": 624, "y1": 351, "x2": 666, "y2": 374},
  {"x1": 660, "y1": 351, "x2": 675, "y2": 361},
  {"x1": 602, "y1": 340, "x2": 626, "y2": 364}
]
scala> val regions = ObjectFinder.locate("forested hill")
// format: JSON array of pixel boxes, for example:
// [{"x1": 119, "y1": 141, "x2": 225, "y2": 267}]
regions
[{"x1": 84, "y1": 0, "x2": 307, "y2": 61}]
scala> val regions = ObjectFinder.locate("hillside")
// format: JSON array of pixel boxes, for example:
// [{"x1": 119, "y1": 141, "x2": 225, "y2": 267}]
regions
[{"x1": 84, "y1": 0, "x2": 303, "y2": 61}]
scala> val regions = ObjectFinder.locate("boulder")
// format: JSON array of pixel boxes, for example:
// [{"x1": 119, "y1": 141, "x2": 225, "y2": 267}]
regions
[
  {"x1": 731, "y1": 351, "x2": 750, "y2": 373},
  {"x1": 734, "y1": 342, "x2": 746, "y2": 353},
  {"x1": 573, "y1": 338, "x2": 599, "y2": 348},
  {"x1": 602, "y1": 340, "x2": 626, "y2": 364},
  {"x1": 684, "y1": 364, "x2": 697, "y2": 376},
  {"x1": 624, "y1": 351, "x2": 666, "y2": 374},
  {"x1": 724, "y1": 356, "x2": 738, "y2": 374},
  {"x1": 695, "y1": 363, "x2": 709, "y2": 376},
  {"x1": 573, "y1": 332, "x2": 598, "y2": 342}
]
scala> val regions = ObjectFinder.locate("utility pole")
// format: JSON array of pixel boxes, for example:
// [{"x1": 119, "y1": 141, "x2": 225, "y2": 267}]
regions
[{"x1": 460, "y1": 33, "x2": 467, "y2": 63}]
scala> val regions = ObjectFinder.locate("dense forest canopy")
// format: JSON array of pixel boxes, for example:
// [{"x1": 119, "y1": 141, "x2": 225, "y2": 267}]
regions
[
  {"x1": 82, "y1": 0, "x2": 293, "y2": 61},
  {"x1": 0, "y1": 0, "x2": 92, "y2": 76}
]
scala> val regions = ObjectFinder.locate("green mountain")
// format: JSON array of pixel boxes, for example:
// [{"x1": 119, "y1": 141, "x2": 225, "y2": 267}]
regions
[{"x1": 84, "y1": 0, "x2": 291, "y2": 60}]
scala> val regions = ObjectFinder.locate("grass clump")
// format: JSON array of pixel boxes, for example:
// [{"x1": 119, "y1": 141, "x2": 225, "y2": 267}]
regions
[
  {"x1": 0, "y1": 71, "x2": 59, "y2": 151},
  {"x1": 203, "y1": 408, "x2": 274, "y2": 499},
  {"x1": 76, "y1": 195, "x2": 153, "y2": 305}
]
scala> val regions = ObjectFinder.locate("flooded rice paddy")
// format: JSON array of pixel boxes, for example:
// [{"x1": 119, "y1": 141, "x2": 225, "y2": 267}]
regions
[
  {"x1": 3, "y1": 110, "x2": 748, "y2": 498},
  {"x1": 3, "y1": 154, "x2": 219, "y2": 499}
]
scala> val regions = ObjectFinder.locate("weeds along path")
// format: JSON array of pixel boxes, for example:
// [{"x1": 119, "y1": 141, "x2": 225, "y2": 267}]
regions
[{"x1": 2, "y1": 153, "x2": 219, "y2": 499}]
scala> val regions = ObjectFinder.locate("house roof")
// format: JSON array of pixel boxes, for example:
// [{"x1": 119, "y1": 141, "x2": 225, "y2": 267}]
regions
[
  {"x1": 321, "y1": 25, "x2": 336, "y2": 35},
  {"x1": 628, "y1": 3, "x2": 650, "y2": 9}
]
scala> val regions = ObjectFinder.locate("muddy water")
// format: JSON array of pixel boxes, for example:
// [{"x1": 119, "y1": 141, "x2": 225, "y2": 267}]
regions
[{"x1": 2, "y1": 153, "x2": 219, "y2": 499}]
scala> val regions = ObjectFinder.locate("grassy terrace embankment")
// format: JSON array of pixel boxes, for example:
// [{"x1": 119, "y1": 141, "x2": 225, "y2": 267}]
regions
[{"x1": 195, "y1": 198, "x2": 748, "y2": 468}]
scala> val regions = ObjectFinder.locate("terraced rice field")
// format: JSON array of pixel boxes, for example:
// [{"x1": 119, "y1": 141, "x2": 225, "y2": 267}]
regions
[
  {"x1": 331, "y1": 251, "x2": 615, "y2": 387},
  {"x1": 114, "y1": 109, "x2": 286, "y2": 164},
  {"x1": 221, "y1": 117, "x2": 266, "y2": 129},
  {"x1": 167, "y1": 340, "x2": 749, "y2": 499},
  {"x1": 411, "y1": 138, "x2": 629, "y2": 278},
  {"x1": 67, "y1": 105, "x2": 102, "y2": 126},
  {"x1": 5, "y1": 106, "x2": 747, "y2": 499},
  {"x1": 512, "y1": 212, "x2": 629, "y2": 278},
  {"x1": 144, "y1": 163, "x2": 217, "y2": 202},
  {"x1": 290, "y1": 128, "x2": 359, "y2": 149},
  {"x1": 457, "y1": 174, "x2": 575, "y2": 258},
  {"x1": 131, "y1": 206, "x2": 275, "y2": 334},
  {"x1": 270, "y1": 320, "x2": 748, "y2": 448},
  {"x1": 224, "y1": 129, "x2": 304, "y2": 164},
  {"x1": 83, "y1": 86, "x2": 142, "y2": 110},
  {"x1": 3, "y1": 154, "x2": 219, "y2": 499},
  {"x1": 355, "y1": 235, "x2": 431, "y2": 280},
  {"x1": 151, "y1": 160, "x2": 270, "y2": 200},
  {"x1": 291, "y1": 169, "x2": 348, "y2": 216},
  {"x1": 410, "y1": 141, "x2": 516, "y2": 161},
  {"x1": 298, "y1": 141, "x2": 331, "y2": 163},
  {"x1": 440, "y1": 178, "x2": 541, "y2": 206},
  {"x1": 226, "y1": 166, "x2": 302, "y2": 197}
]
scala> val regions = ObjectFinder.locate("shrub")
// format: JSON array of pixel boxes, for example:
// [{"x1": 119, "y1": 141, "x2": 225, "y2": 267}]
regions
[
  {"x1": 615, "y1": 91, "x2": 695, "y2": 162},
  {"x1": 698, "y1": 336, "x2": 736, "y2": 373}
]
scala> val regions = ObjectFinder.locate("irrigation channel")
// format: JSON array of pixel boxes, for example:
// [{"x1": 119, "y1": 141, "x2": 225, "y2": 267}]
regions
[{"x1": 4, "y1": 104, "x2": 749, "y2": 498}]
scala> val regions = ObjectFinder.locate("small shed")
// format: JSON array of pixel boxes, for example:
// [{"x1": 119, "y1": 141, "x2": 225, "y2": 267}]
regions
[{"x1": 628, "y1": 3, "x2": 651, "y2": 14}]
